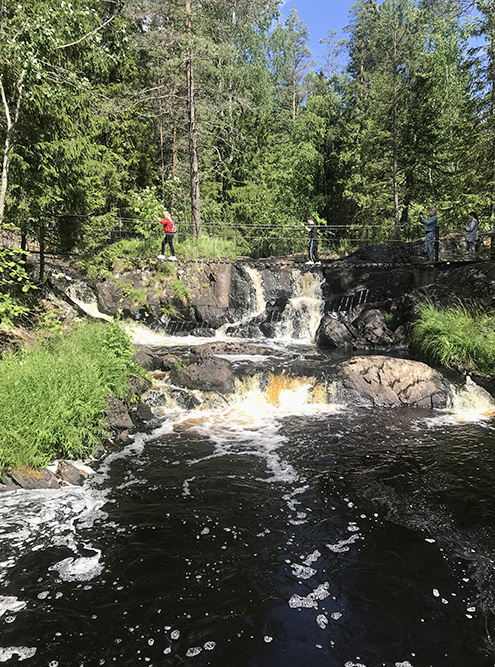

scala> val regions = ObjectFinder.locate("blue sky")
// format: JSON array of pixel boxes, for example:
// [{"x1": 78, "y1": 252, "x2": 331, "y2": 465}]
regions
[{"x1": 280, "y1": 0, "x2": 355, "y2": 72}]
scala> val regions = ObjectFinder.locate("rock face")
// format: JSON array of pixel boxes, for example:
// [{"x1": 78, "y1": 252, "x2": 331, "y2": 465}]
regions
[
  {"x1": 105, "y1": 396, "x2": 134, "y2": 430},
  {"x1": 5, "y1": 468, "x2": 60, "y2": 490},
  {"x1": 340, "y1": 355, "x2": 449, "y2": 408},
  {"x1": 317, "y1": 308, "x2": 407, "y2": 350},
  {"x1": 174, "y1": 353, "x2": 235, "y2": 394}
]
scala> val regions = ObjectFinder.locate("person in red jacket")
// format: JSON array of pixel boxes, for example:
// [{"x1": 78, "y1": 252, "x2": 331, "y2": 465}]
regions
[{"x1": 155, "y1": 210, "x2": 177, "y2": 260}]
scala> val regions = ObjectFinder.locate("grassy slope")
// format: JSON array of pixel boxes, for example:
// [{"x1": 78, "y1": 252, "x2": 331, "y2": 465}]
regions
[
  {"x1": 412, "y1": 303, "x2": 495, "y2": 375},
  {"x1": 0, "y1": 322, "x2": 140, "y2": 471}
]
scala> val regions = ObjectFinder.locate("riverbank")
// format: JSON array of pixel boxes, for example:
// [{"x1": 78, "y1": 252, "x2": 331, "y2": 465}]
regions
[{"x1": 0, "y1": 322, "x2": 150, "y2": 489}]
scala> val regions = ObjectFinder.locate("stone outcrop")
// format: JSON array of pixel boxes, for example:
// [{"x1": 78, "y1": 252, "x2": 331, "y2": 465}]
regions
[
  {"x1": 317, "y1": 308, "x2": 407, "y2": 350},
  {"x1": 173, "y1": 352, "x2": 235, "y2": 395},
  {"x1": 339, "y1": 355, "x2": 449, "y2": 408}
]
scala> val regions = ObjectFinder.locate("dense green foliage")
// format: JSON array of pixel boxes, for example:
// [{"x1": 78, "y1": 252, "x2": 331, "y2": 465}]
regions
[
  {"x1": 0, "y1": 248, "x2": 36, "y2": 326},
  {"x1": 1, "y1": 0, "x2": 495, "y2": 258},
  {"x1": 0, "y1": 322, "x2": 139, "y2": 471},
  {"x1": 412, "y1": 303, "x2": 495, "y2": 374}
]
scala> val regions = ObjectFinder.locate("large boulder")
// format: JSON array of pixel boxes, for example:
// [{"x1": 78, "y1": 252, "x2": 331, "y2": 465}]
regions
[
  {"x1": 96, "y1": 280, "x2": 130, "y2": 317},
  {"x1": 5, "y1": 468, "x2": 60, "y2": 490},
  {"x1": 316, "y1": 316, "x2": 355, "y2": 349},
  {"x1": 105, "y1": 397, "x2": 134, "y2": 430},
  {"x1": 317, "y1": 308, "x2": 407, "y2": 350},
  {"x1": 339, "y1": 355, "x2": 449, "y2": 408},
  {"x1": 175, "y1": 353, "x2": 235, "y2": 394}
]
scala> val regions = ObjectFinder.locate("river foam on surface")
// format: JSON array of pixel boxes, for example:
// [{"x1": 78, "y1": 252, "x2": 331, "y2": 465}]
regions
[{"x1": 2, "y1": 337, "x2": 495, "y2": 665}]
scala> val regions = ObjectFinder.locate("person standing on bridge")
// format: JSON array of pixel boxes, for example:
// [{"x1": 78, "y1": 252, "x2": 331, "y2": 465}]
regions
[
  {"x1": 419, "y1": 208, "x2": 437, "y2": 262},
  {"x1": 155, "y1": 210, "x2": 177, "y2": 261},
  {"x1": 465, "y1": 212, "x2": 479, "y2": 255},
  {"x1": 303, "y1": 217, "x2": 321, "y2": 266}
]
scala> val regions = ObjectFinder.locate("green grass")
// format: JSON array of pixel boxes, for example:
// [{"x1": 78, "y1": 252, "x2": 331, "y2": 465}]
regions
[
  {"x1": 172, "y1": 277, "x2": 191, "y2": 302},
  {"x1": 411, "y1": 302, "x2": 495, "y2": 375},
  {"x1": 0, "y1": 322, "x2": 141, "y2": 472},
  {"x1": 176, "y1": 235, "x2": 237, "y2": 260}
]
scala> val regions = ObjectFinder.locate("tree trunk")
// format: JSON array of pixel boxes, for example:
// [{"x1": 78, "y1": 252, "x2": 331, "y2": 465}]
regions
[
  {"x1": 0, "y1": 71, "x2": 26, "y2": 238},
  {"x1": 392, "y1": 28, "x2": 401, "y2": 241},
  {"x1": 186, "y1": 0, "x2": 201, "y2": 238},
  {"x1": 39, "y1": 220, "x2": 45, "y2": 283}
]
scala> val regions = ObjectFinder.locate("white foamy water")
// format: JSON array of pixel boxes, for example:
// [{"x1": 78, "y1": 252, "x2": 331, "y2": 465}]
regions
[
  {"x1": 0, "y1": 486, "x2": 108, "y2": 583},
  {"x1": 275, "y1": 270, "x2": 324, "y2": 342},
  {"x1": 0, "y1": 647, "x2": 37, "y2": 662},
  {"x1": 151, "y1": 375, "x2": 340, "y2": 484},
  {"x1": 447, "y1": 376, "x2": 495, "y2": 423},
  {"x1": 68, "y1": 282, "x2": 113, "y2": 322}
]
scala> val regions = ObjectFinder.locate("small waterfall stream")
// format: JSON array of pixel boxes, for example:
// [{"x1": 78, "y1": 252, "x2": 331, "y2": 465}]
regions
[{"x1": 275, "y1": 270, "x2": 324, "y2": 342}]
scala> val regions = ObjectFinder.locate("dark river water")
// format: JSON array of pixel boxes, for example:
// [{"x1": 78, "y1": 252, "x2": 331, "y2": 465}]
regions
[{"x1": 2, "y1": 340, "x2": 495, "y2": 667}]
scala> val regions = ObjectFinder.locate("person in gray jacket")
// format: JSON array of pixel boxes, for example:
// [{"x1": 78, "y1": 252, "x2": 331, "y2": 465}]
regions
[
  {"x1": 465, "y1": 212, "x2": 479, "y2": 255},
  {"x1": 420, "y1": 208, "x2": 438, "y2": 261}
]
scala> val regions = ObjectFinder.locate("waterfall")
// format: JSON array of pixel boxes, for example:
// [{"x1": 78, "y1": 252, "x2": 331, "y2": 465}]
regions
[
  {"x1": 216, "y1": 265, "x2": 266, "y2": 338},
  {"x1": 145, "y1": 371, "x2": 338, "y2": 418},
  {"x1": 68, "y1": 282, "x2": 112, "y2": 322},
  {"x1": 275, "y1": 270, "x2": 324, "y2": 342},
  {"x1": 243, "y1": 265, "x2": 265, "y2": 317},
  {"x1": 447, "y1": 376, "x2": 495, "y2": 422}
]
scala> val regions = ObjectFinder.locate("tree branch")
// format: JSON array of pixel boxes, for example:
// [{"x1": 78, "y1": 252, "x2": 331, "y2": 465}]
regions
[{"x1": 55, "y1": 15, "x2": 115, "y2": 50}]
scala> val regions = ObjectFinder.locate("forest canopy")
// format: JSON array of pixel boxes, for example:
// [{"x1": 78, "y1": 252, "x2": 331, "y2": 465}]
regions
[{"x1": 0, "y1": 0, "x2": 493, "y2": 258}]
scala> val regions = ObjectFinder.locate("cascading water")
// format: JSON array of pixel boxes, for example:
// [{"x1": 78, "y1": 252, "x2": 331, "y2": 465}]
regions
[
  {"x1": 4, "y1": 269, "x2": 495, "y2": 666},
  {"x1": 216, "y1": 265, "x2": 266, "y2": 338},
  {"x1": 275, "y1": 270, "x2": 324, "y2": 342}
]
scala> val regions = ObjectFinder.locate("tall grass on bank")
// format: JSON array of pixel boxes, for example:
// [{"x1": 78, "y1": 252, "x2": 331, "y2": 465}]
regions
[
  {"x1": 412, "y1": 303, "x2": 495, "y2": 375},
  {"x1": 0, "y1": 323, "x2": 139, "y2": 472}
]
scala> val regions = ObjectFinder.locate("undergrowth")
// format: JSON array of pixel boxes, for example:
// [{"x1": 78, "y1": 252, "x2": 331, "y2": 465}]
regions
[
  {"x1": 177, "y1": 235, "x2": 237, "y2": 260},
  {"x1": 411, "y1": 302, "x2": 495, "y2": 375},
  {"x1": 0, "y1": 322, "x2": 141, "y2": 472}
]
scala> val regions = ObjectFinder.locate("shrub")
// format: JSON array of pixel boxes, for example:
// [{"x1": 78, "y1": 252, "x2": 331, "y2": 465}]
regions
[
  {"x1": 411, "y1": 302, "x2": 495, "y2": 375},
  {"x1": 0, "y1": 247, "x2": 36, "y2": 327},
  {"x1": 0, "y1": 322, "x2": 141, "y2": 472}
]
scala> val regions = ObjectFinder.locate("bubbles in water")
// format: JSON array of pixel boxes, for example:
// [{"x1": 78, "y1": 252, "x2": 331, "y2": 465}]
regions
[
  {"x1": 288, "y1": 582, "x2": 330, "y2": 609},
  {"x1": 0, "y1": 596, "x2": 26, "y2": 617},
  {"x1": 316, "y1": 614, "x2": 328, "y2": 629},
  {"x1": 50, "y1": 549, "x2": 103, "y2": 582},
  {"x1": 185, "y1": 647, "x2": 202, "y2": 657}
]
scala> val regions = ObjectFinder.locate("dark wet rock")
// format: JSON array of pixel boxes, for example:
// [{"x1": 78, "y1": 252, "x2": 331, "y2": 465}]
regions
[
  {"x1": 118, "y1": 430, "x2": 132, "y2": 444},
  {"x1": 92, "y1": 443, "x2": 106, "y2": 460},
  {"x1": 127, "y1": 374, "x2": 152, "y2": 398},
  {"x1": 339, "y1": 355, "x2": 449, "y2": 408},
  {"x1": 135, "y1": 400, "x2": 155, "y2": 423},
  {"x1": 57, "y1": 460, "x2": 88, "y2": 486},
  {"x1": 105, "y1": 397, "x2": 133, "y2": 430},
  {"x1": 175, "y1": 353, "x2": 235, "y2": 394},
  {"x1": 316, "y1": 317, "x2": 355, "y2": 349},
  {"x1": 317, "y1": 307, "x2": 408, "y2": 351},
  {"x1": 96, "y1": 280, "x2": 130, "y2": 317},
  {"x1": 132, "y1": 347, "x2": 156, "y2": 370},
  {"x1": 197, "y1": 341, "x2": 272, "y2": 356},
  {"x1": 0, "y1": 476, "x2": 24, "y2": 491},
  {"x1": 6, "y1": 468, "x2": 60, "y2": 490},
  {"x1": 352, "y1": 308, "x2": 397, "y2": 347}
]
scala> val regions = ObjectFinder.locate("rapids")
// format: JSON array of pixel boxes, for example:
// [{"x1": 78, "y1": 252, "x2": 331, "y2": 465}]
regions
[{"x1": 2, "y1": 267, "x2": 495, "y2": 666}]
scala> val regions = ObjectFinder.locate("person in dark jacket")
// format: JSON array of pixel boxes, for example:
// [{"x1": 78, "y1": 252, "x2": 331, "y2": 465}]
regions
[
  {"x1": 419, "y1": 208, "x2": 438, "y2": 261},
  {"x1": 303, "y1": 217, "x2": 320, "y2": 265},
  {"x1": 465, "y1": 212, "x2": 479, "y2": 255},
  {"x1": 155, "y1": 210, "x2": 177, "y2": 260}
]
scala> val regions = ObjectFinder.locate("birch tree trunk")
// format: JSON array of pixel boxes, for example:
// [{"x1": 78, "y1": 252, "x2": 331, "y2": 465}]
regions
[
  {"x1": 185, "y1": 0, "x2": 201, "y2": 238},
  {"x1": 0, "y1": 70, "x2": 26, "y2": 238}
]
